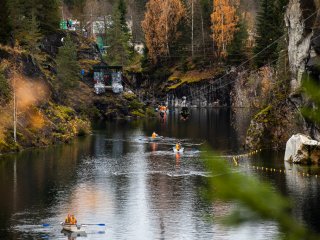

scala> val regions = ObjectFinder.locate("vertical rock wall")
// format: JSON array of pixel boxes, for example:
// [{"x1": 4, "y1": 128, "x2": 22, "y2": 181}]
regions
[
  {"x1": 244, "y1": 0, "x2": 320, "y2": 150},
  {"x1": 285, "y1": 0, "x2": 315, "y2": 91}
]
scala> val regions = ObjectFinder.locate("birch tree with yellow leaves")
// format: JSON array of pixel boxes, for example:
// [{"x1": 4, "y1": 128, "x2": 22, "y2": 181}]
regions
[
  {"x1": 211, "y1": 0, "x2": 239, "y2": 57},
  {"x1": 141, "y1": 0, "x2": 185, "y2": 63}
]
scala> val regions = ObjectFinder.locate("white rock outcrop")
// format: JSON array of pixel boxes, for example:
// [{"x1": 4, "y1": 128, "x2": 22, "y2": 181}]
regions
[{"x1": 284, "y1": 134, "x2": 320, "y2": 164}]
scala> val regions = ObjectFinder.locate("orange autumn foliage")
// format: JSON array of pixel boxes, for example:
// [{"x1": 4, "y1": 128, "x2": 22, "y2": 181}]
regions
[
  {"x1": 142, "y1": 0, "x2": 185, "y2": 63},
  {"x1": 211, "y1": 0, "x2": 239, "y2": 57},
  {"x1": 28, "y1": 109, "x2": 45, "y2": 129}
]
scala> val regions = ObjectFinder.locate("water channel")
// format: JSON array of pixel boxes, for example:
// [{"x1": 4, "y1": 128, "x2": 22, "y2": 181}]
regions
[{"x1": 0, "y1": 108, "x2": 320, "y2": 239}]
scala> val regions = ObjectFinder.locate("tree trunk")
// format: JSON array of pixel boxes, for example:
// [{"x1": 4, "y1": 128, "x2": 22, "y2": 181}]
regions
[
  {"x1": 200, "y1": 10, "x2": 205, "y2": 58},
  {"x1": 165, "y1": 0, "x2": 170, "y2": 58},
  {"x1": 191, "y1": 0, "x2": 194, "y2": 58}
]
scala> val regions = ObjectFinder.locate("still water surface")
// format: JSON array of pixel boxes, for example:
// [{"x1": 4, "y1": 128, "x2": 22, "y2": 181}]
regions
[{"x1": 0, "y1": 108, "x2": 320, "y2": 239}]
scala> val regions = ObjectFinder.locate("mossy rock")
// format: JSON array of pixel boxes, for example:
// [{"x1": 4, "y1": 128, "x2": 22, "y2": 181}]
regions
[{"x1": 254, "y1": 105, "x2": 272, "y2": 120}]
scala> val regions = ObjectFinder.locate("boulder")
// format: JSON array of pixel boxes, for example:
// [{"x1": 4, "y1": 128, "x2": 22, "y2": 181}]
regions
[{"x1": 284, "y1": 134, "x2": 320, "y2": 164}]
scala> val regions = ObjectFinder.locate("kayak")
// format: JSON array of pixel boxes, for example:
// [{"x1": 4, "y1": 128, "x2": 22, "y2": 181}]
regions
[
  {"x1": 173, "y1": 147, "x2": 184, "y2": 153},
  {"x1": 149, "y1": 136, "x2": 163, "y2": 141},
  {"x1": 61, "y1": 229, "x2": 87, "y2": 238},
  {"x1": 61, "y1": 223, "x2": 86, "y2": 233}
]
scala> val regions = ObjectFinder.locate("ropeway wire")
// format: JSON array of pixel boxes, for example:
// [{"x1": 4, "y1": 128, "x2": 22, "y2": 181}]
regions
[
  {"x1": 131, "y1": 8, "x2": 320, "y2": 104},
  {"x1": 179, "y1": 8, "x2": 320, "y2": 101},
  {"x1": 185, "y1": 31, "x2": 320, "y2": 101}
]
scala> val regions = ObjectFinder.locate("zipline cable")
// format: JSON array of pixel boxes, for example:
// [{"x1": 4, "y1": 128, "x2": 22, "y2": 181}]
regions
[
  {"x1": 178, "y1": 8, "x2": 320, "y2": 101},
  {"x1": 179, "y1": 30, "x2": 320, "y2": 106}
]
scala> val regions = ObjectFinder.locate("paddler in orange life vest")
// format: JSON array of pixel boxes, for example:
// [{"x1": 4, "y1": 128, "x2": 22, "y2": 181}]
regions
[
  {"x1": 70, "y1": 215, "x2": 77, "y2": 224},
  {"x1": 176, "y1": 142, "x2": 181, "y2": 151},
  {"x1": 65, "y1": 214, "x2": 71, "y2": 224},
  {"x1": 65, "y1": 214, "x2": 77, "y2": 224},
  {"x1": 159, "y1": 105, "x2": 168, "y2": 113},
  {"x1": 151, "y1": 132, "x2": 158, "y2": 139}
]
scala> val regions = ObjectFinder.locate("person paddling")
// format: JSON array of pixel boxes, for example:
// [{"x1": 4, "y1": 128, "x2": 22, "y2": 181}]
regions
[
  {"x1": 65, "y1": 214, "x2": 71, "y2": 224},
  {"x1": 70, "y1": 215, "x2": 77, "y2": 225},
  {"x1": 176, "y1": 142, "x2": 181, "y2": 151},
  {"x1": 152, "y1": 132, "x2": 158, "y2": 139},
  {"x1": 65, "y1": 214, "x2": 77, "y2": 225}
]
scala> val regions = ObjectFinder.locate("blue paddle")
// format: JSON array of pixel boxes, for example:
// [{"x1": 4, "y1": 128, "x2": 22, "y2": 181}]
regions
[
  {"x1": 81, "y1": 223, "x2": 106, "y2": 226},
  {"x1": 42, "y1": 223, "x2": 106, "y2": 227}
]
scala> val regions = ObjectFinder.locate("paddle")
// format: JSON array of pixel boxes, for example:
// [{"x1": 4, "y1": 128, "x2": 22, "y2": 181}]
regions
[
  {"x1": 81, "y1": 223, "x2": 106, "y2": 226},
  {"x1": 42, "y1": 223, "x2": 106, "y2": 227}
]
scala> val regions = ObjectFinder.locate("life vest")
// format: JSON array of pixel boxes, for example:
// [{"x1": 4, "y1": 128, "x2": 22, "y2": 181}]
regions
[
  {"x1": 70, "y1": 216, "x2": 77, "y2": 224},
  {"x1": 66, "y1": 215, "x2": 71, "y2": 224},
  {"x1": 176, "y1": 144, "x2": 180, "y2": 151},
  {"x1": 152, "y1": 133, "x2": 157, "y2": 138}
]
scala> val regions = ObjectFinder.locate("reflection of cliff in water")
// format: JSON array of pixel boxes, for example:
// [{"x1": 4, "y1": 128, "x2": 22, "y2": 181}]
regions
[
  {"x1": 284, "y1": 162, "x2": 320, "y2": 232},
  {"x1": 231, "y1": 108, "x2": 254, "y2": 147}
]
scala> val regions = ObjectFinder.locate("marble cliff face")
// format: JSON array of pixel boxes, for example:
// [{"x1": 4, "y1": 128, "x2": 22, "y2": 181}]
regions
[{"x1": 285, "y1": 0, "x2": 320, "y2": 90}]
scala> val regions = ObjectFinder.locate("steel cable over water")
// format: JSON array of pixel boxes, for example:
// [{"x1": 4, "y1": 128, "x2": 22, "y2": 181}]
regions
[{"x1": 175, "y1": 8, "x2": 320, "y2": 102}]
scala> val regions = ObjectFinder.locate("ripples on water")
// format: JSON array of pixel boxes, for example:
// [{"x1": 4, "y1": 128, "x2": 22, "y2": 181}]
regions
[{"x1": 0, "y1": 108, "x2": 319, "y2": 239}]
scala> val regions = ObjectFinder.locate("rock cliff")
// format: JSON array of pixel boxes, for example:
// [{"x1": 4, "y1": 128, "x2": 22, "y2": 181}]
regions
[{"x1": 244, "y1": 0, "x2": 320, "y2": 150}]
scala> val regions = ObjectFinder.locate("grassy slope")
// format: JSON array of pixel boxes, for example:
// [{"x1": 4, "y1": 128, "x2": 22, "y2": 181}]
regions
[{"x1": 167, "y1": 67, "x2": 224, "y2": 90}]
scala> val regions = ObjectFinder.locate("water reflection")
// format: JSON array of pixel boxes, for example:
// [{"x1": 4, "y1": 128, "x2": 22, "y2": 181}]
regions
[
  {"x1": 150, "y1": 142, "x2": 158, "y2": 152},
  {"x1": 61, "y1": 230, "x2": 87, "y2": 239},
  {"x1": 0, "y1": 108, "x2": 319, "y2": 239}
]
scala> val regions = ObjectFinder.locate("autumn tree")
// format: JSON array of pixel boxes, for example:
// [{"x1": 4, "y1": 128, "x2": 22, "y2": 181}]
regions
[
  {"x1": 211, "y1": 0, "x2": 239, "y2": 57},
  {"x1": 141, "y1": 0, "x2": 185, "y2": 63}
]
